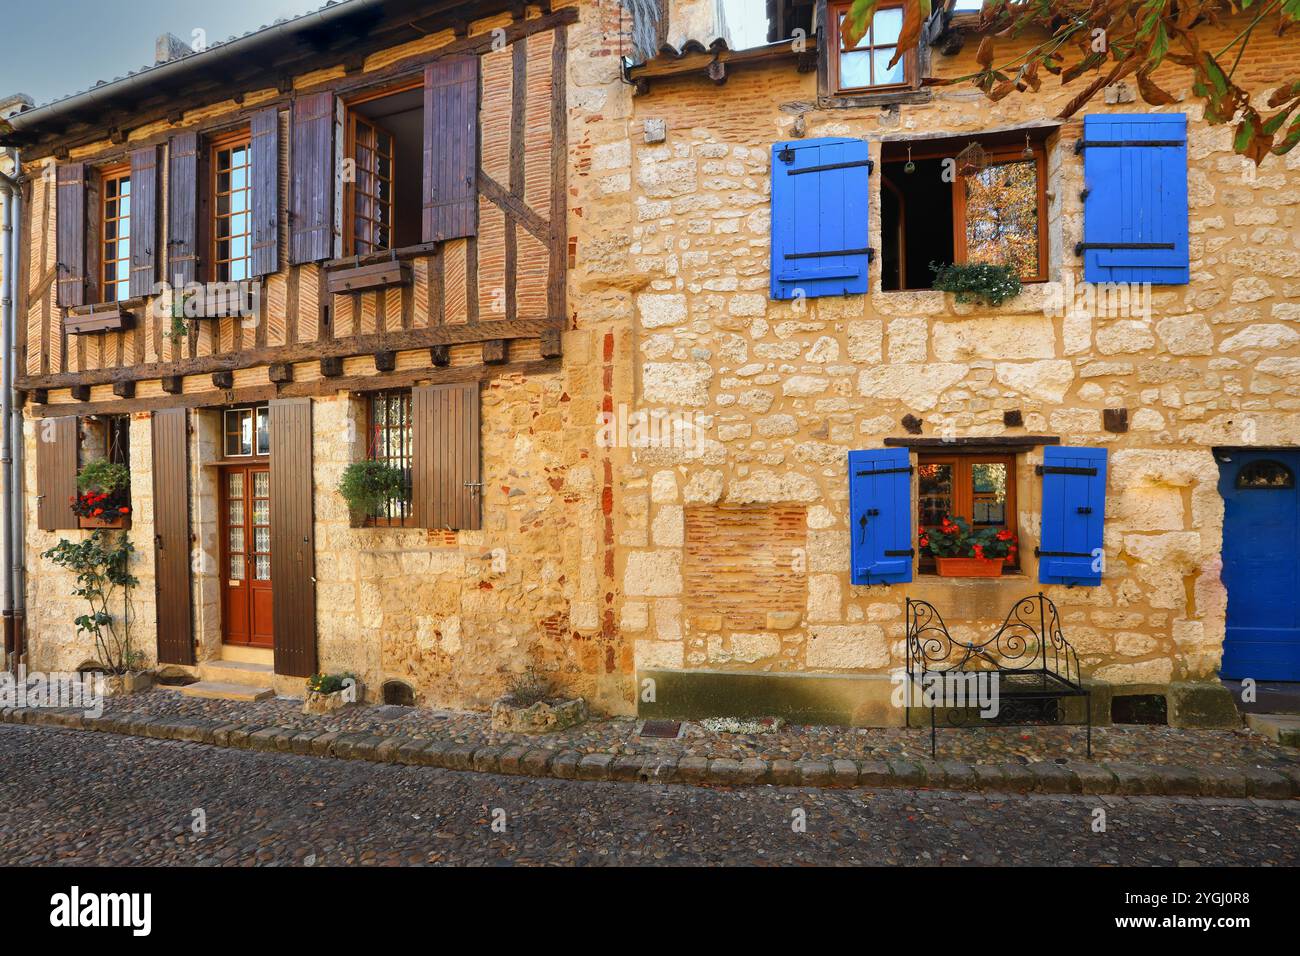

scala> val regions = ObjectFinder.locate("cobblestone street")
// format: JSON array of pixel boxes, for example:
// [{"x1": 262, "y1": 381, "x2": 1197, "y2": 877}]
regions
[{"x1": 1, "y1": 723, "x2": 1296, "y2": 866}]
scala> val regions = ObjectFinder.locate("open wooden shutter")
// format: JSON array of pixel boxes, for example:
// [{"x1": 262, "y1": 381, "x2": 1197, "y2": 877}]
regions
[
  {"x1": 55, "y1": 164, "x2": 86, "y2": 307},
  {"x1": 422, "y1": 56, "x2": 480, "y2": 243},
  {"x1": 129, "y1": 146, "x2": 160, "y2": 298},
  {"x1": 413, "y1": 381, "x2": 481, "y2": 531},
  {"x1": 268, "y1": 398, "x2": 317, "y2": 676},
  {"x1": 1038, "y1": 446, "x2": 1108, "y2": 586},
  {"x1": 290, "y1": 91, "x2": 335, "y2": 264},
  {"x1": 1080, "y1": 113, "x2": 1189, "y2": 285},
  {"x1": 152, "y1": 408, "x2": 194, "y2": 665},
  {"x1": 36, "y1": 416, "x2": 79, "y2": 531},
  {"x1": 848, "y1": 448, "x2": 913, "y2": 585},
  {"x1": 770, "y1": 137, "x2": 871, "y2": 301},
  {"x1": 250, "y1": 107, "x2": 280, "y2": 277},
  {"x1": 167, "y1": 132, "x2": 200, "y2": 287}
]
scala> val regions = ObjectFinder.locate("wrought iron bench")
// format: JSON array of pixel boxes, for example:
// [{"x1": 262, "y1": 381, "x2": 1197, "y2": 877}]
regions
[{"x1": 905, "y1": 593, "x2": 1091, "y2": 758}]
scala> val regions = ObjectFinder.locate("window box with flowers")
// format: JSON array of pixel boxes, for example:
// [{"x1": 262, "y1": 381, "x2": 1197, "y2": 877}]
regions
[
  {"x1": 920, "y1": 516, "x2": 1018, "y2": 578},
  {"x1": 73, "y1": 458, "x2": 132, "y2": 530}
]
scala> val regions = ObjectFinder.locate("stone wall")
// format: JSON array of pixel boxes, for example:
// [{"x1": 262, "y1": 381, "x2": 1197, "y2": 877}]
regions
[{"x1": 580, "y1": 4, "x2": 1300, "y2": 705}]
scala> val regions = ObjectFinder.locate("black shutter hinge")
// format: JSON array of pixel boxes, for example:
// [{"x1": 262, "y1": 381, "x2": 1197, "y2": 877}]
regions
[
  {"x1": 1074, "y1": 138, "x2": 1183, "y2": 154},
  {"x1": 884, "y1": 549, "x2": 915, "y2": 557},
  {"x1": 1035, "y1": 548, "x2": 1093, "y2": 558},
  {"x1": 1075, "y1": 241, "x2": 1175, "y2": 256},
  {"x1": 1036, "y1": 465, "x2": 1098, "y2": 477},
  {"x1": 855, "y1": 466, "x2": 912, "y2": 477}
]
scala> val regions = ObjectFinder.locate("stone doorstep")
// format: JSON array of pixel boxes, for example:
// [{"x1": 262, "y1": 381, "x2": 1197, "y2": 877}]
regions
[{"x1": 2, "y1": 707, "x2": 1297, "y2": 800}]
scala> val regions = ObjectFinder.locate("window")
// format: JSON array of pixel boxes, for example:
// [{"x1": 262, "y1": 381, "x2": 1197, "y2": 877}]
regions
[
  {"x1": 100, "y1": 164, "x2": 131, "y2": 302},
  {"x1": 224, "y1": 405, "x2": 269, "y2": 458},
  {"x1": 830, "y1": 0, "x2": 916, "y2": 94},
  {"x1": 881, "y1": 134, "x2": 1048, "y2": 291},
  {"x1": 211, "y1": 130, "x2": 252, "y2": 282},
  {"x1": 79, "y1": 413, "x2": 130, "y2": 467},
  {"x1": 344, "y1": 81, "x2": 424, "y2": 256},
  {"x1": 918, "y1": 454, "x2": 1018, "y2": 572},
  {"x1": 367, "y1": 389, "x2": 414, "y2": 524}
]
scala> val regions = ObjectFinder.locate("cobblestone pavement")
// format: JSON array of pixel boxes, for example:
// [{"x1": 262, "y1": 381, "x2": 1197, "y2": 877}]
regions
[
  {"x1": 1, "y1": 723, "x2": 1296, "y2": 866},
  {"x1": 97, "y1": 689, "x2": 1300, "y2": 768}
]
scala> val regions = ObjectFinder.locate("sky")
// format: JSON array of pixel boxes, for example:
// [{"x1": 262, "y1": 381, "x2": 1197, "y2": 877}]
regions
[{"x1": 0, "y1": 0, "x2": 323, "y2": 107}]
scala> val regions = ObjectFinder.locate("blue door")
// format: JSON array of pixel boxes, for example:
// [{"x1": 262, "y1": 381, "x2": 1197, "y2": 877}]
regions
[{"x1": 1219, "y1": 450, "x2": 1300, "y2": 680}]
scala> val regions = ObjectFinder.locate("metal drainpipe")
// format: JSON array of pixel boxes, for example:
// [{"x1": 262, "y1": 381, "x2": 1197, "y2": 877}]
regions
[{"x1": 0, "y1": 148, "x2": 22, "y2": 673}]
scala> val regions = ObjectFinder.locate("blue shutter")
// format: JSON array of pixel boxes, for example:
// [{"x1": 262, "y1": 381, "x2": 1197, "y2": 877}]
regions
[
  {"x1": 770, "y1": 137, "x2": 871, "y2": 300},
  {"x1": 1038, "y1": 446, "x2": 1108, "y2": 586},
  {"x1": 1081, "y1": 113, "x2": 1189, "y2": 285},
  {"x1": 848, "y1": 448, "x2": 913, "y2": 585}
]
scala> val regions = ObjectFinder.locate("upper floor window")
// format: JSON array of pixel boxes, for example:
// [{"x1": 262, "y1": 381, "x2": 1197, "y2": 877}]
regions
[
  {"x1": 211, "y1": 130, "x2": 252, "y2": 282},
  {"x1": 344, "y1": 81, "x2": 423, "y2": 257},
  {"x1": 100, "y1": 164, "x2": 131, "y2": 302},
  {"x1": 830, "y1": 0, "x2": 916, "y2": 93}
]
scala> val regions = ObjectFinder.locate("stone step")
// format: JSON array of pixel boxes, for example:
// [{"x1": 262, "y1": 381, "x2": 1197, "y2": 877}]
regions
[
  {"x1": 178, "y1": 681, "x2": 274, "y2": 702},
  {"x1": 198, "y1": 659, "x2": 276, "y2": 688},
  {"x1": 1245, "y1": 713, "x2": 1300, "y2": 747}
]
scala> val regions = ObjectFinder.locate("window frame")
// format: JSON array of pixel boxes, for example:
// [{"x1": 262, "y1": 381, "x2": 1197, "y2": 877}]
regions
[
  {"x1": 98, "y1": 162, "x2": 132, "y2": 303},
  {"x1": 342, "y1": 77, "x2": 421, "y2": 259},
  {"x1": 209, "y1": 127, "x2": 253, "y2": 283},
  {"x1": 917, "y1": 453, "x2": 1019, "y2": 574},
  {"x1": 364, "y1": 388, "x2": 415, "y2": 527},
  {"x1": 828, "y1": 0, "x2": 919, "y2": 95},
  {"x1": 222, "y1": 404, "x2": 270, "y2": 460}
]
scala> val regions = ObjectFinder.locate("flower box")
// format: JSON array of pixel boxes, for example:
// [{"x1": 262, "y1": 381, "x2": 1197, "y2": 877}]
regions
[
  {"x1": 79, "y1": 514, "x2": 131, "y2": 530},
  {"x1": 934, "y1": 556, "x2": 1005, "y2": 578}
]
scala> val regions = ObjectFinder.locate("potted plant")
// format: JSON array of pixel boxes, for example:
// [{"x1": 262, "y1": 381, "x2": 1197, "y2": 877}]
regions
[
  {"x1": 41, "y1": 530, "x2": 150, "y2": 694},
  {"x1": 490, "y1": 667, "x2": 587, "y2": 734},
  {"x1": 73, "y1": 458, "x2": 131, "y2": 530},
  {"x1": 921, "y1": 516, "x2": 1018, "y2": 577},
  {"x1": 337, "y1": 460, "x2": 407, "y2": 526},
  {"x1": 930, "y1": 261, "x2": 1023, "y2": 307},
  {"x1": 304, "y1": 672, "x2": 363, "y2": 715}
]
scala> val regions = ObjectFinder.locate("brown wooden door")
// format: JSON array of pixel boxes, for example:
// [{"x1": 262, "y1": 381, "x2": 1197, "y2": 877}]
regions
[
  {"x1": 220, "y1": 464, "x2": 273, "y2": 648},
  {"x1": 152, "y1": 409, "x2": 194, "y2": 664}
]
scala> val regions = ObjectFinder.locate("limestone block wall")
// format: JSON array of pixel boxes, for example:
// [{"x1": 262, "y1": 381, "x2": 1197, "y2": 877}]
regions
[{"x1": 586, "y1": 9, "x2": 1300, "y2": 692}]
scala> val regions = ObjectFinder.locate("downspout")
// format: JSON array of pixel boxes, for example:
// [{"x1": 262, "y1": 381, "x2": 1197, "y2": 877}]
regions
[{"x1": 0, "y1": 148, "x2": 22, "y2": 673}]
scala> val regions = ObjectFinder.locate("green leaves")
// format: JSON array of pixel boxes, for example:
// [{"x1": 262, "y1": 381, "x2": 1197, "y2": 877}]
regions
[
  {"x1": 338, "y1": 459, "x2": 409, "y2": 517},
  {"x1": 841, "y1": 0, "x2": 880, "y2": 49}
]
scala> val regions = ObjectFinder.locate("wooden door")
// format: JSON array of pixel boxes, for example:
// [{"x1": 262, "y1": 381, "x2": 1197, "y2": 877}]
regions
[
  {"x1": 220, "y1": 464, "x2": 273, "y2": 648},
  {"x1": 152, "y1": 409, "x2": 194, "y2": 664}
]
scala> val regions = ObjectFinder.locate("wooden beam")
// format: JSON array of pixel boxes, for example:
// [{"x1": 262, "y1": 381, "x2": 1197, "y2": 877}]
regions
[
  {"x1": 430, "y1": 345, "x2": 450, "y2": 367},
  {"x1": 320, "y1": 356, "x2": 344, "y2": 378},
  {"x1": 70, "y1": 384, "x2": 91, "y2": 402},
  {"x1": 212, "y1": 370, "x2": 234, "y2": 389},
  {"x1": 16, "y1": 317, "x2": 562, "y2": 391},
  {"x1": 112, "y1": 381, "x2": 135, "y2": 399},
  {"x1": 269, "y1": 363, "x2": 293, "y2": 384},
  {"x1": 482, "y1": 340, "x2": 507, "y2": 365},
  {"x1": 374, "y1": 351, "x2": 396, "y2": 372},
  {"x1": 161, "y1": 375, "x2": 183, "y2": 394},
  {"x1": 540, "y1": 328, "x2": 562, "y2": 359}
]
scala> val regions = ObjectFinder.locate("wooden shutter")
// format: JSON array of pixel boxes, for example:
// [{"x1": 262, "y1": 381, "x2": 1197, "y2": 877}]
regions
[
  {"x1": 1081, "y1": 113, "x2": 1189, "y2": 285},
  {"x1": 36, "y1": 416, "x2": 79, "y2": 531},
  {"x1": 290, "y1": 91, "x2": 335, "y2": 264},
  {"x1": 413, "y1": 381, "x2": 481, "y2": 531},
  {"x1": 167, "y1": 132, "x2": 200, "y2": 287},
  {"x1": 152, "y1": 408, "x2": 194, "y2": 665},
  {"x1": 128, "y1": 146, "x2": 160, "y2": 298},
  {"x1": 422, "y1": 56, "x2": 480, "y2": 243},
  {"x1": 55, "y1": 164, "x2": 86, "y2": 307},
  {"x1": 250, "y1": 107, "x2": 280, "y2": 277},
  {"x1": 848, "y1": 448, "x2": 913, "y2": 585},
  {"x1": 268, "y1": 398, "x2": 317, "y2": 677},
  {"x1": 770, "y1": 137, "x2": 871, "y2": 300},
  {"x1": 1038, "y1": 446, "x2": 1108, "y2": 586}
]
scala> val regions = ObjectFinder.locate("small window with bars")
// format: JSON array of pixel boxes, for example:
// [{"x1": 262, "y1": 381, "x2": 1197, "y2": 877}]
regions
[
  {"x1": 367, "y1": 389, "x2": 413, "y2": 524},
  {"x1": 100, "y1": 164, "x2": 132, "y2": 302}
]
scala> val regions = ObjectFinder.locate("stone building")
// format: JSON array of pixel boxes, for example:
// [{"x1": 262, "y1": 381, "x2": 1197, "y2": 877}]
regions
[{"x1": 1, "y1": 0, "x2": 1297, "y2": 727}]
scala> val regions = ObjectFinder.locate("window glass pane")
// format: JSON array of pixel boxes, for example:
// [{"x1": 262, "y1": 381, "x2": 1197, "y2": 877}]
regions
[
  {"x1": 918, "y1": 463, "x2": 954, "y2": 527},
  {"x1": 839, "y1": 50, "x2": 873, "y2": 88},
  {"x1": 838, "y1": 12, "x2": 870, "y2": 50},
  {"x1": 254, "y1": 527, "x2": 270, "y2": 553},
  {"x1": 253, "y1": 470, "x2": 269, "y2": 498},
  {"x1": 256, "y1": 407, "x2": 270, "y2": 455},
  {"x1": 963, "y1": 158, "x2": 1040, "y2": 279},
  {"x1": 872, "y1": 7, "x2": 903, "y2": 44},
  {"x1": 872, "y1": 47, "x2": 904, "y2": 85},
  {"x1": 970, "y1": 462, "x2": 1008, "y2": 527},
  {"x1": 230, "y1": 554, "x2": 245, "y2": 580},
  {"x1": 229, "y1": 526, "x2": 245, "y2": 554},
  {"x1": 255, "y1": 555, "x2": 271, "y2": 580},
  {"x1": 225, "y1": 410, "x2": 252, "y2": 457},
  {"x1": 229, "y1": 498, "x2": 244, "y2": 527},
  {"x1": 227, "y1": 470, "x2": 243, "y2": 498}
]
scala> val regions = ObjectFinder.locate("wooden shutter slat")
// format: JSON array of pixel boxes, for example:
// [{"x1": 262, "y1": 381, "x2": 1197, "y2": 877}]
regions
[
  {"x1": 56, "y1": 164, "x2": 86, "y2": 307},
  {"x1": 167, "y1": 132, "x2": 200, "y2": 288},
  {"x1": 413, "y1": 381, "x2": 480, "y2": 530},
  {"x1": 37, "y1": 416, "x2": 79, "y2": 531},
  {"x1": 152, "y1": 408, "x2": 194, "y2": 664},
  {"x1": 269, "y1": 398, "x2": 317, "y2": 676},
  {"x1": 250, "y1": 107, "x2": 281, "y2": 277},
  {"x1": 128, "y1": 146, "x2": 160, "y2": 298},
  {"x1": 290, "y1": 92, "x2": 335, "y2": 265},
  {"x1": 423, "y1": 56, "x2": 480, "y2": 243}
]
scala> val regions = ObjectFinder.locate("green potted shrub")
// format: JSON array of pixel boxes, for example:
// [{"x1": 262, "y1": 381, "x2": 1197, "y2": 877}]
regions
[
  {"x1": 73, "y1": 458, "x2": 132, "y2": 530},
  {"x1": 303, "y1": 672, "x2": 362, "y2": 715},
  {"x1": 930, "y1": 261, "x2": 1023, "y2": 307},
  {"x1": 920, "y1": 516, "x2": 1018, "y2": 577},
  {"x1": 337, "y1": 460, "x2": 407, "y2": 526}
]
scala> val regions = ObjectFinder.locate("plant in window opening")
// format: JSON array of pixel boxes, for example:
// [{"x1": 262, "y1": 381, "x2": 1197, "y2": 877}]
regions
[
  {"x1": 921, "y1": 515, "x2": 1018, "y2": 575},
  {"x1": 337, "y1": 459, "x2": 408, "y2": 522},
  {"x1": 72, "y1": 458, "x2": 132, "y2": 529}
]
